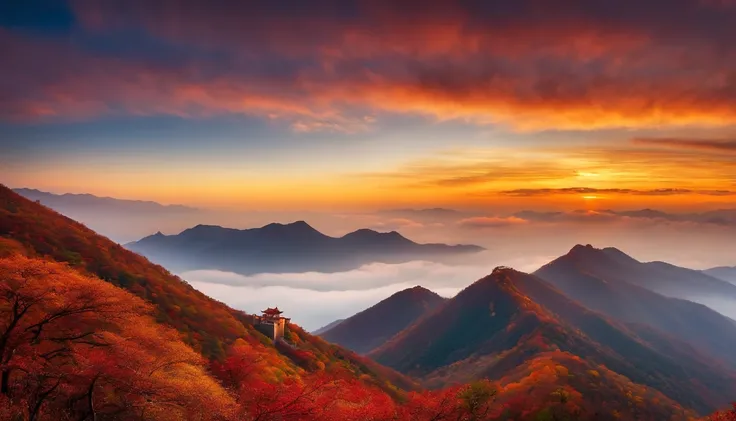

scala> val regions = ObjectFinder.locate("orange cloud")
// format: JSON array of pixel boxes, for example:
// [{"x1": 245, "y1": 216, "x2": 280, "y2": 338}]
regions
[
  {"x1": 458, "y1": 216, "x2": 529, "y2": 228},
  {"x1": 3, "y1": 0, "x2": 736, "y2": 130},
  {"x1": 500, "y1": 187, "x2": 736, "y2": 197},
  {"x1": 633, "y1": 137, "x2": 736, "y2": 153}
]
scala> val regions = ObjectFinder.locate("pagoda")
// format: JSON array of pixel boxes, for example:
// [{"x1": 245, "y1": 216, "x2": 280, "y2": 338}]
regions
[{"x1": 255, "y1": 307, "x2": 290, "y2": 341}]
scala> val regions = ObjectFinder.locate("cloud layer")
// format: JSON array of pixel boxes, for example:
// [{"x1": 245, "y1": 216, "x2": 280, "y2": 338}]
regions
[{"x1": 180, "y1": 255, "x2": 550, "y2": 330}]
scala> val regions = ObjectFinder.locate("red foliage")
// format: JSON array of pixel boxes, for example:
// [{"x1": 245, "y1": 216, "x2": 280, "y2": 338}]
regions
[
  {"x1": 0, "y1": 255, "x2": 235, "y2": 420},
  {"x1": 707, "y1": 404, "x2": 736, "y2": 421}
]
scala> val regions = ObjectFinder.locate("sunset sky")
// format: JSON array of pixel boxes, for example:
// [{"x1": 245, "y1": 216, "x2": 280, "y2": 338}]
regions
[{"x1": 2, "y1": 0, "x2": 736, "y2": 212}]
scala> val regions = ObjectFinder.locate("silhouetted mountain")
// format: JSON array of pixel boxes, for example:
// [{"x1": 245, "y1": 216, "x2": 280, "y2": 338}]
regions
[
  {"x1": 704, "y1": 266, "x2": 736, "y2": 284},
  {"x1": 126, "y1": 223, "x2": 483, "y2": 275},
  {"x1": 13, "y1": 188, "x2": 201, "y2": 243},
  {"x1": 370, "y1": 267, "x2": 736, "y2": 414},
  {"x1": 535, "y1": 244, "x2": 736, "y2": 368},
  {"x1": 320, "y1": 286, "x2": 446, "y2": 354}
]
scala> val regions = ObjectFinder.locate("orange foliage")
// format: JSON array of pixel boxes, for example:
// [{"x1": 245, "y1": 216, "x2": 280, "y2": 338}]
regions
[
  {"x1": 0, "y1": 255, "x2": 236, "y2": 420},
  {"x1": 213, "y1": 340, "x2": 398, "y2": 420}
]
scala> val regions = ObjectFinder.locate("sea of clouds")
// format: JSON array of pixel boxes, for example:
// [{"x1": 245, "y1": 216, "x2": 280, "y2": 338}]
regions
[{"x1": 180, "y1": 253, "x2": 552, "y2": 331}]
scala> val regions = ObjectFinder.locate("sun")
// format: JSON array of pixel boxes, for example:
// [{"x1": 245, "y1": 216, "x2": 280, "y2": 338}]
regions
[{"x1": 582, "y1": 195, "x2": 599, "y2": 200}]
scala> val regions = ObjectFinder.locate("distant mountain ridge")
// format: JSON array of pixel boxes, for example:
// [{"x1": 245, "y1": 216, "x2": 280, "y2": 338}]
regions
[
  {"x1": 13, "y1": 188, "x2": 198, "y2": 213},
  {"x1": 704, "y1": 266, "x2": 736, "y2": 284},
  {"x1": 126, "y1": 222, "x2": 484, "y2": 275},
  {"x1": 319, "y1": 286, "x2": 446, "y2": 354},
  {"x1": 13, "y1": 188, "x2": 201, "y2": 243}
]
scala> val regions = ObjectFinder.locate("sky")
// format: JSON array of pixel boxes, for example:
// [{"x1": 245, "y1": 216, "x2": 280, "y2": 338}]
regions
[
  {"x1": 4, "y1": 0, "x2": 736, "y2": 329},
  {"x1": 1, "y1": 0, "x2": 736, "y2": 212}
]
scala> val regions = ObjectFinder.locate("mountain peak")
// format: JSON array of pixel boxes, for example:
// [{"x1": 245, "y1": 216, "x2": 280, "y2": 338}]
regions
[
  {"x1": 601, "y1": 246, "x2": 639, "y2": 264},
  {"x1": 569, "y1": 243, "x2": 597, "y2": 253},
  {"x1": 258, "y1": 220, "x2": 324, "y2": 237},
  {"x1": 345, "y1": 228, "x2": 380, "y2": 236},
  {"x1": 319, "y1": 284, "x2": 446, "y2": 354},
  {"x1": 191, "y1": 223, "x2": 220, "y2": 230},
  {"x1": 341, "y1": 228, "x2": 412, "y2": 244},
  {"x1": 465, "y1": 267, "x2": 530, "y2": 302},
  {"x1": 179, "y1": 224, "x2": 224, "y2": 235},
  {"x1": 393, "y1": 285, "x2": 441, "y2": 301},
  {"x1": 290, "y1": 220, "x2": 312, "y2": 228},
  {"x1": 488, "y1": 266, "x2": 524, "y2": 282},
  {"x1": 262, "y1": 220, "x2": 316, "y2": 230},
  {"x1": 562, "y1": 244, "x2": 610, "y2": 263}
]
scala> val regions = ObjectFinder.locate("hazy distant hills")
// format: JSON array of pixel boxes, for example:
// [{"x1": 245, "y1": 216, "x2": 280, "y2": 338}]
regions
[
  {"x1": 704, "y1": 266, "x2": 736, "y2": 284},
  {"x1": 13, "y1": 188, "x2": 200, "y2": 243},
  {"x1": 13, "y1": 188, "x2": 198, "y2": 214},
  {"x1": 535, "y1": 244, "x2": 736, "y2": 367},
  {"x1": 126, "y1": 222, "x2": 484, "y2": 274},
  {"x1": 318, "y1": 286, "x2": 446, "y2": 354}
]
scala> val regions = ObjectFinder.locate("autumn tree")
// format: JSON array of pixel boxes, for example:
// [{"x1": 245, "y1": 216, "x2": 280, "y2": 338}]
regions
[
  {"x1": 212, "y1": 339, "x2": 400, "y2": 421},
  {"x1": 401, "y1": 380, "x2": 497, "y2": 421},
  {"x1": 0, "y1": 255, "x2": 236, "y2": 420}
]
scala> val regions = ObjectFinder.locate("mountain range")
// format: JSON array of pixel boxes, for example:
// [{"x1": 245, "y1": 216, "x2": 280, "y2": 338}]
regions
[
  {"x1": 312, "y1": 245, "x2": 736, "y2": 416},
  {"x1": 3, "y1": 183, "x2": 736, "y2": 419},
  {"x1": 368, "y1": 267, "x2": 736, "y2": 414},
  {"x1": 13, "y1": 188, "x2": 198, "y2": 214},
  {"x1": 126, "y1": 223, "x2": 484, "y2": 274}
]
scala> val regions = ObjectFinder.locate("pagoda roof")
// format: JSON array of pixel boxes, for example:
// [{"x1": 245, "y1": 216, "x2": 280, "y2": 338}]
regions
[{"x1": 262, "y1": 307, "x2": 283, "y2": 315}]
